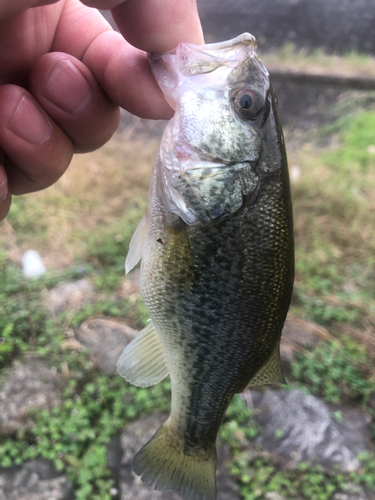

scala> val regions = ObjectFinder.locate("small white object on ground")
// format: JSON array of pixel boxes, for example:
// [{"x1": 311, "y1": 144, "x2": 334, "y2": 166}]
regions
[
  {"x1": 22, "y1": 250, "x2": 46, "y2": 278},
  {"x1": 290, "y1": 165, "x2": 301, "y2": 182}
]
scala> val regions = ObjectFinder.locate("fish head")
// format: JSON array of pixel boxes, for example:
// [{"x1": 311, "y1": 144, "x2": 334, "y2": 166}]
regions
[{"x1": 149, "y1": 33, "x2": 285, "y2": 225}]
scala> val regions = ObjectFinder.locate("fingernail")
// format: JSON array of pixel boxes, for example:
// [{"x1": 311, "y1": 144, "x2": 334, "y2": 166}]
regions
[
  {"x1": 8, "y1": 96, "x2": 51, "y2": 145},
  {"x1": 43, "y1": 60, "x2": 93, "y2": 115}
]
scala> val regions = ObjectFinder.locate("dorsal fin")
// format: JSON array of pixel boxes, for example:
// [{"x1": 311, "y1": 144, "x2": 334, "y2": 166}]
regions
[
  {"x1": 247, "y1": 343, "x2": 286, "y2": 387},
  {"x1": 125, "y1": 212, "x2": 148, "y2": 275},
  {"x1": 116, "y1": 320, "x2": 169, "y2": 387}
]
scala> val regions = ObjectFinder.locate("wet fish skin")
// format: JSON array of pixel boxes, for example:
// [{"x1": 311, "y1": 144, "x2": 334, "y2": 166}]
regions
[{"x1": 117, "y1": 33, "x2": 294, "y2": 500}]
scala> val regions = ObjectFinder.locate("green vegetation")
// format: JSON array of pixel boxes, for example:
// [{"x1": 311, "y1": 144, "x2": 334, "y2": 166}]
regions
[
  {"x1": 291, "y1": 110, "x2": 375, "y2": 337},
  {"x1": 233, "y1": 458, "x2": 344, "y2": 500},
  {"x1": 0, "y1": 259, "x2": 170, "y2": 499},
  {"x1": 0, "y1": 354, "x2": 170, "y2": 499},
  {"x1": 1, "y1": 106, "x2": 375, "y2": 499},
  {"x1": 0, "y1": 261, "x2": 72, "y2": 367},
  {"x1": 261, "y1": 42, "x2": 375, "y2": 78},
  {"x1": 221, "y1": 393, "x2": 375, "y2": 500},
  {"x1": 291, "y1": 338, "x2": 374, "y2": 405},
  {"x1": 84, "y1": 205, "x2": 146, "y2": 273},
  {"x1": 230, "y1": 453, "x2": 375, "y2": 500}
]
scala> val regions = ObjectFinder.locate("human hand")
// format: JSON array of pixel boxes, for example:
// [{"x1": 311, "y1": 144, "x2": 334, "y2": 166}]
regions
[{"x1": 0, "y1": 0, "x2": 203, "y2": 220}]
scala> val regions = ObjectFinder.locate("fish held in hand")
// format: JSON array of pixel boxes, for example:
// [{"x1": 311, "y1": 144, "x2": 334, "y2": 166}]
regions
[{"x1": 117, "y1": 33, "x2": 294, "y2": 500}]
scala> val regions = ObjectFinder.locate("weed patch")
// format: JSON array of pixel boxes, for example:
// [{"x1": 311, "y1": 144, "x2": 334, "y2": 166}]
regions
[
  {"x1": 291, "y1": 338, "x2": 374, "y2": 405},
  {"x1": 0, "y1": 352, "x2": 171, "y2": 500},
  {"x1": 290, "y1": 109, "x2": 375, "y2": 342}
]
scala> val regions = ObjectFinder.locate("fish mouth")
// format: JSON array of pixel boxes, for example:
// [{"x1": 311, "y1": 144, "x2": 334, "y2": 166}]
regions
[
  {"x1": 150, "y1": 33, "x2": 260, "y2": 79},
  {"x1": 149, "y1": 33, "x2": 267, "y2": 111},
  {"x1": 151, "y1": 33, "x2": 257, "y2": 59},
  {"x1": 189, "y1": 33, "x2": 257, "y2": 52}
]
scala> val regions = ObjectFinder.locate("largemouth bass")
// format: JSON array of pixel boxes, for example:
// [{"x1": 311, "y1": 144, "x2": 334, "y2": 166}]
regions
[{"x1": 117, "y1": 33, "x2": 294, "y2": 500}]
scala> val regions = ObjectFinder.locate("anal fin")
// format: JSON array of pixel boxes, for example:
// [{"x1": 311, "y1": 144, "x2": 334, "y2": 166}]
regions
[
  {"x1": 116, "y1": 320, "x2": 169, "y2": 387},
  {"x1": 125, "y1": 212, "x2": 148, "y2": 274},
  {"x1": 247, "y1": 343, "x2": 286, "y2": 387}
]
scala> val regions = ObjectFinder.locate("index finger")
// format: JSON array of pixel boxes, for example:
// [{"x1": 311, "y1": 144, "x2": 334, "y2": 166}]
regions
[
  {"x1": 0, "y1": 0, "x2": 58, "y2": 21},
  {"x1": 111, "y1": 0, "x2": 204, "y2": 53}
]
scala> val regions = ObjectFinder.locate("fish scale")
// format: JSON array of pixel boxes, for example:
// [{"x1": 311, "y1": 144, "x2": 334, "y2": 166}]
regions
[{"x1": 117, "y1": 33, "x2": 294, "y2": 500}]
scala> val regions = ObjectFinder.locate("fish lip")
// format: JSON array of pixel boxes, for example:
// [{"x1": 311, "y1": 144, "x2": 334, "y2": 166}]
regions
[
  {"x1": 148, "y1": 33, "x2": 265, "y2": 91},
  {"x1": 149, "y1": 33, "x2": 257, "y2": 58},
  {"x1": 183, "y1": 33, "x2": 257, "y2": 52}
]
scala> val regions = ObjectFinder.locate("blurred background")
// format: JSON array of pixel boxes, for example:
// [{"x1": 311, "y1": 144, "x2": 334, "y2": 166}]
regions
[{"x1": 0, "y1": 1, "x2": 375, "y2": 500}]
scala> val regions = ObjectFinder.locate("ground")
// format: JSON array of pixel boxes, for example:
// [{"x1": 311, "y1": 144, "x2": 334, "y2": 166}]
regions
[{"x1": 0, "y1": 48, "x2": 375, "y2": 500}]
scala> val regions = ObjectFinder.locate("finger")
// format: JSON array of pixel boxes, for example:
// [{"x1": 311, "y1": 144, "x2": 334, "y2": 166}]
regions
[
  {"x1": 35, "y1": 0, "x2": 60, "y2": 5},
  {"x1": 0, "y1": 158, "x2": 12, "y2": 221},
  {"x1": 0, "y1": 151, "x2": 8, "y2": 201},
  {"x1": 83, "y1": 31, "x2": 173, "y2": 120},
  {"x1": 0, "y1": 190, "x2": 12, "y2": 221},
  {"x1": 0, "y1": 0, "x2": 59, "y2": 21},
  {"x1": 111, "y1": 0, "x2": 204, "y2": 53},
  {"x1": 52, "y1": 1, "x2": 176, "y2": 119},
  {"x1": 52, "y1": 1, "x2": 113, "y2": 59},
  {"x1": 30, "y1": 52, "x2": 120, "y2": 153},
  {"x1": 79, "y1": 0, "x2": 124, "y2": 8},
  {"x1": 0, "y1": 85, "x2": 73, "y2": 195}
]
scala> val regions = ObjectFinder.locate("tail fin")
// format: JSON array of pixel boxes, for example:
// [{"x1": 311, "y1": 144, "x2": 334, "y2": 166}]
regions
[{"x1": 133, "y1": 422, "x2": 217, "y2": 500}]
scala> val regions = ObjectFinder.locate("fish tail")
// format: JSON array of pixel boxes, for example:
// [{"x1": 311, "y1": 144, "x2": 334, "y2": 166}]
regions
[{"x1": 133, "y1": 421, "x2": 217, "y2": 500}]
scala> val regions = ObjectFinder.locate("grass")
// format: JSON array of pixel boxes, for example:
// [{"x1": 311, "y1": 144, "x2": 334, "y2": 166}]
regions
[
  {"x1": 0, "y1": 259, "x2": 168, "y2": 499},
  {"x1": 0, "y1": 350, "x2": 171, "y2": 500},
  {"x1": 260, "y1": 42, "x2": 375, "y2": 79},
  {"x1": 0, "y1": 103, "x2": 375, "y2": 499},
  {"x1": 1, "y1": 131, "x2": 155, "y2": 268},
  {"x1": 288, "y1": 110, "x2": 375, "y2": 358}
]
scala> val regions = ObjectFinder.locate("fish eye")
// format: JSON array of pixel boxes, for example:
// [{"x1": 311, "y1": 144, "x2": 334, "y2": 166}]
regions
[{"x1": 231, "y1": 88, "x2": 263, "y2": 121}]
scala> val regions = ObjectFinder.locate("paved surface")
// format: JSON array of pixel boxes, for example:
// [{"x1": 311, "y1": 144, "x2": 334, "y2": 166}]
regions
[
  {"x1": 197, "y1": 0, "x2": 375, "y2": 54},
  {"x1": 102, "y1": 1, "x2": 375, "y2": 54}
]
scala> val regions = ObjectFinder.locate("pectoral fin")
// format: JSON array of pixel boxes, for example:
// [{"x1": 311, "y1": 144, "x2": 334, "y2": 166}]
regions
[
  {"x1": 125, "y1": 212, "x2": 148, "y2": 274},
  {"x1": 247, "y1": 344, "x2": 286, "y2": 387},
  {"x1": 116, "y1": 320, "x2": 169, "y2": 387}
]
